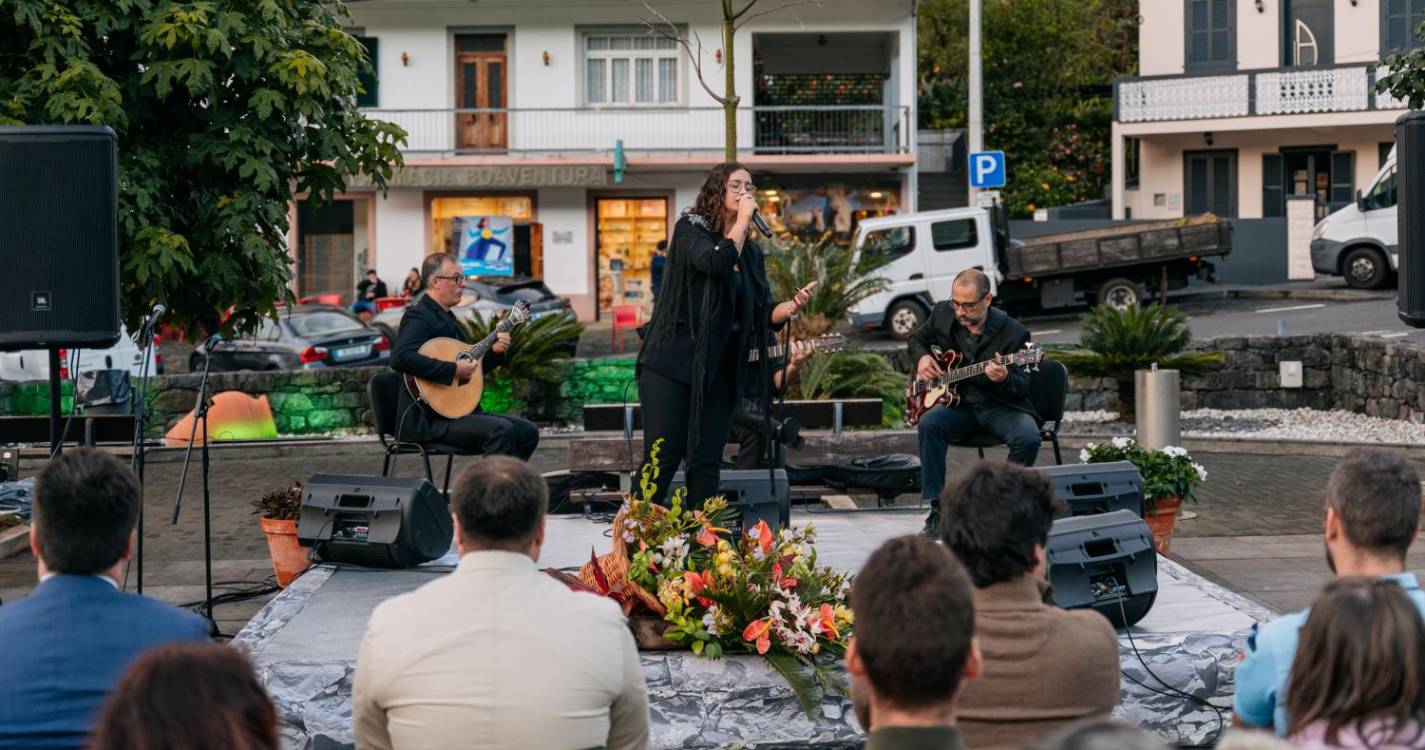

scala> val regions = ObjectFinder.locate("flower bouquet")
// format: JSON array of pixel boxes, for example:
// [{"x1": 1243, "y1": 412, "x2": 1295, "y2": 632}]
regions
[{"x1": 579, "y1": 439, "x2": 853, "y2": 714}]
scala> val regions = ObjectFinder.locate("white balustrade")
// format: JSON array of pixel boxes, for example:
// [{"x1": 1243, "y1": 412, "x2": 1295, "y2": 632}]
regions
[
  {"x1": 1118, "y1": 75, "x2": 1250, "y2": 123},
  {"x1": 1255, "y1": 66, "x2": 1369, "y2": 115}
]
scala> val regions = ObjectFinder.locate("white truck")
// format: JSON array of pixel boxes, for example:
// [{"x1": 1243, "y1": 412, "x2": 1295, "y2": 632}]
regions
[
  {"x1": 1310, "y1": 146, "x2": 1397, "y2": 289},
  {"x1": 848, "y1": 206, "x2": 1233, "y2": 339}
]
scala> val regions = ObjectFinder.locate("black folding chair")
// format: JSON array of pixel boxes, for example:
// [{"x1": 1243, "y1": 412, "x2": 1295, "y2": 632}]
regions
[{"x1": 368, "y1": 371, "x2": 480, "y2": 494}]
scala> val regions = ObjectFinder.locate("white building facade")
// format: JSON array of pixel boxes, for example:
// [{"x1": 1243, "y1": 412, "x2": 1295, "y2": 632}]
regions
[
  {"x1": 291, "y1": 0, "x2": 918, "y2": 321},
  {"x1": 1111, "y1": 0, "x2": 1414, "y2": 223}
]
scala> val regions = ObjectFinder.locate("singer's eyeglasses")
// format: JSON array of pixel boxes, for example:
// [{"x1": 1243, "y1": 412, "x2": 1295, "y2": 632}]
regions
[{"x1": 727, "y1": 180, "x2": 756, "y2": 194}]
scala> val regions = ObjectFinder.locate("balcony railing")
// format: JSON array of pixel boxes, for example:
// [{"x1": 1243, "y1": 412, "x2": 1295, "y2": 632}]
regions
[
  {"x1": 362, "y1": 106, "x2": 910, "y2": 155},
  {"x1": 1115, "y1": 64, "x2": 1404, "y2": 124}
]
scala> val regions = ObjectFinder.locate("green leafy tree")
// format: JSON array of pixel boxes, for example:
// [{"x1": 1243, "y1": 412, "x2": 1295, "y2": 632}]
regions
[
  {"x1": 1377, "y1": 26, "x2": 1425, "y2": 106},
  {"x1": 918, "y1": 0, "x2": 1135, "y2": 216},
  {"x1": 0, "y1": 0, "x2": 406, "y2": 337}
]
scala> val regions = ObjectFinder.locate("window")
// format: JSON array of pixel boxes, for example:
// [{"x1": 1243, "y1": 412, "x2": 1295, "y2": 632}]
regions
[
  {"x1": 355, "y1": 36, "x2": 379, "y2": 108},
  {"x1": 930, "y1": 219, "x2": 977, "y2": 251},
  {"x1": 1125, "y1": 137, "x2": 1141, "y2": 190},
  {"x1": 1381, "y1": 141, "x2": 1396, "y2": 169},
  {"x1": 862, "y1": 226, "x2": 915, "y2": 261},
  {"x1": 1365, "y1": 165, "x2": 1398, "y2": 210},
  {"x1": 584, "y1": 32, "x2": 681, "y2": 106},
  {"x1": 1185, "y1": 0, "x2": 1235, "y2": 73},
  {"x1": 1184, "y1": 150, "x2": 1237, "y2": 217},
  {"x1": 1383, "y1": 0, "x2": 1425, "y2": 53}
]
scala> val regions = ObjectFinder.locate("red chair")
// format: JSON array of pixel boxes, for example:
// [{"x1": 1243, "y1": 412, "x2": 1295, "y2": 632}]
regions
[
  {"x1": 374, "y1": 296, "x2": 406, "y2": 312},
  {"x1": 611, "y1": 305, "x2": 643, "y2": 354}
]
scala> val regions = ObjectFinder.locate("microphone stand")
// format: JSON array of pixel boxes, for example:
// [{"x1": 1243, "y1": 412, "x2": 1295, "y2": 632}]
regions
[
  {"x1": 170, "y1": 341, "x2": 217, "y2": 633},
  {"x1": 127, "y1": 319, "x2": 158, "y2": 594}
]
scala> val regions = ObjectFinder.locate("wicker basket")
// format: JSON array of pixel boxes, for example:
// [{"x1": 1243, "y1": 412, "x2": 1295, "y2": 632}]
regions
[{"x1": 579, "y1": 503, "x2": 667, "y2": 616}]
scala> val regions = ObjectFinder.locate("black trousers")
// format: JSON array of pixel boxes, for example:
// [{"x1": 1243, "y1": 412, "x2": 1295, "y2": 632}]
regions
[
  {"x1": 728, "y1": 408, "x2": 782, "y2": 470},
  {"x1": 638, "y1": 368, "x2": 737, "y2": 507},
  {"x1": 441, "y1": 412, "x2": 540, "y2": 461}
]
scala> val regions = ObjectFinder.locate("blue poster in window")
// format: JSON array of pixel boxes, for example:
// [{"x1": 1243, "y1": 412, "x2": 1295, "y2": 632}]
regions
[{"x1": 454, "y1": 215, "x2": 514, "y2": 277}]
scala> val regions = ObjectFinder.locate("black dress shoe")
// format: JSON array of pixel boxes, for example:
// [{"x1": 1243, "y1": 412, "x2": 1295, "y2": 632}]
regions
[{"x1": 920, "y1": 508, "x2": 940, "y2": 539}]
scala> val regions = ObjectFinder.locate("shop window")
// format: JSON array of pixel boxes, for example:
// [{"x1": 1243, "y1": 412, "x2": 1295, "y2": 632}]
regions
[
  {"x1": 754, "y1": 181, "x2": 900, "y2": 244},
  {"x1": 596, "y1": 197, "x2": 668, "y2": 315},
  {"x1": 430, "y1": 196, "x2": 533, "y2": 257},
  {"x1": 583, "y1": 31, "x2": 681, "y2": 106}
]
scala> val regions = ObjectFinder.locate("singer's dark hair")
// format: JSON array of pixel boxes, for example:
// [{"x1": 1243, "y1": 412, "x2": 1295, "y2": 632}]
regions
[{"x1": 684, "y1": 161, "x2": 751, "y2": 237}]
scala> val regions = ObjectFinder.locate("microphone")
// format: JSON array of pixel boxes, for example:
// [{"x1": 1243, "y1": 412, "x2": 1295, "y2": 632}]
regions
[
  {"x1": 141, "y1": 304, "x2": 166, "y2": 333},
  {"x1": 751, "y1": 210, "x2": 773, "y2": 239}
]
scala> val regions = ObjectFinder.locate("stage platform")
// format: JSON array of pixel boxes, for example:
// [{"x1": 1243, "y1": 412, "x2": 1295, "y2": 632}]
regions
[{"x1": 236, "y1": 508, "x2": 1271, "y2": 749}]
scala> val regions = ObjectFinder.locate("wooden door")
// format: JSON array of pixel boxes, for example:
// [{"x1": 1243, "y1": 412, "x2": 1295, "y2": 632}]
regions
[{"x1": 455, "y1": 37, "x2": 507, "y2": 152}]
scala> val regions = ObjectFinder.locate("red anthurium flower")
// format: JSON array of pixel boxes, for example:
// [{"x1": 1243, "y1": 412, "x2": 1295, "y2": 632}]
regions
[
  {"x1": 818, "y1": 603, "x2": 840, "y2": 640},
  {"x1": 683, "y1": 571, "x2": 714, "y2": 607},
  {"x1": 779, "y1": 577, "x2": 799, "y2": 591},
  {"x1": 697, "y1": 524, "x2": 718, "y2": 547},
  {"x1": 771, "y1": 562, "x2": 783, "y2": 581},
  {"x1": 751, "y1": 519, "x2": 773, "y2": 555},
  {"x1": 742, "y1": 618, "x2": 773, "y2": 655}
]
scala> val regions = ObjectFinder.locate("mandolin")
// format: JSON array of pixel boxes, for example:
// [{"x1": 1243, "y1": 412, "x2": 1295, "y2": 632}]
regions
[
  {"x1": 403, "y1": 301, "x2": 532, "y2": 419},
  {"x1": 904, "y1": 344, "x2": 1043, "y2": 426}
]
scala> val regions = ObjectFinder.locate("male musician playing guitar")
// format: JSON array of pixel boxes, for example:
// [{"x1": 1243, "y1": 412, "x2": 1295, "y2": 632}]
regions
[
  {"x1": 390, "y1": 252, "x2": 539, "y2": 460},
  {"x1": 910, "y1": 268, "x2": 1040, "y2": 537}
]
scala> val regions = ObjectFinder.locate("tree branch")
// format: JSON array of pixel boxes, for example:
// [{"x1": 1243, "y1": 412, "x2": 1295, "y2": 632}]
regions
[
  {"x1": 734, "y1": 0, "x2": 823, "y2": 30},
  {"x1": 731, "y1": 0, "x2": 760, "y2": 20},
  {"x1": 642, "y1": 2, "x2": 731, "y2": 105}
]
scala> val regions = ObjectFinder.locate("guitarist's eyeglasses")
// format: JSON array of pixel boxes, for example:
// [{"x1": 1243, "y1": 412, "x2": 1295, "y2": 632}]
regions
[
  {"x1": 434, "y1": 273, "x2": 466, "y2": 285},
  {"x1": 950, "y1": 295, "x2": 987, "y2": 312}
]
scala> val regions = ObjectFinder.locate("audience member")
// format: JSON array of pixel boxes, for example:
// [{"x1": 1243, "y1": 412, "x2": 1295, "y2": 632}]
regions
[
  {"x1": 651, "y1": 239, "x2": 667, "y2": 302},
  {"x1": 1235, "y1": 449, "x2": 1424, "y2": 734},
  {"x1": 88, "y1": 643, "x2": 278, "y2": 750},
  {"x1": 939, "y1": 461, "x2": 1120, "y2": 749},
  {"x1": 0, "y1": 449, "x2": 209, "y2": 749},
  {"x1": 1284, "y1": 577, "x2": 1425, "y2": 750},
  {"x1": 402, "y1": 267, "x2": 422, "y2": 298},
  {"x1": 352, "y1": 269, "x2": 388, "y2": 319},
  {"x1": 353, "y1": 456, "x2": 649, "y2": 750},
  {"x1": 1037, "y1": 720, "x2": 1169, "y2": 750},
  {"x1": 848, "y1": 535, "x2": 981, "y2": 750}
]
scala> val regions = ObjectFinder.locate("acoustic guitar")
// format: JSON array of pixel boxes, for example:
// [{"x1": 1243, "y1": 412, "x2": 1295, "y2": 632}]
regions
[
  {"x1": 746, "y1": 333, "x2": 846, "y2": 363},
  {"x1": 904, "y1": 345, "x2": 1044, "y2": 426},
  {"x1": 403, "y1": 301, "x2": 532, "y2": 419}
]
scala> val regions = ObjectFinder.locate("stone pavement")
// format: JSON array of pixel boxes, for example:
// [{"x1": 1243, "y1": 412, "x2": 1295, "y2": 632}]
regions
[{"x1": 3, "y1": 437, "x2": 1423, "y2": 633}]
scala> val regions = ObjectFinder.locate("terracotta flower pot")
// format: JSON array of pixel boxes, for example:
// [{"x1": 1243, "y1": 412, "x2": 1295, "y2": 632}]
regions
[
  {"x1": 259, "y1": 516, "x2": 308, "y2": 588},
  {"x1": 1144, "y1": 495, "x2": 1182, "y2": 555}
]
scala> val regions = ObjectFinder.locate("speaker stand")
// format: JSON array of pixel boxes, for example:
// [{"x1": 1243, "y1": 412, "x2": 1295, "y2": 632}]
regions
[
  {"x1": 47, "y1": 348, "x2": 62, "y2": 456},
  {"x1": 169, "y1": 351, "x2": 218, "y2": 634}
]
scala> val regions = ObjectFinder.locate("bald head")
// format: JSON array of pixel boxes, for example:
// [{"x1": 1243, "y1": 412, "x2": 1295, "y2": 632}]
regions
[{"x1": 952, "y1": 269, "x2": 990, "y2": 298}]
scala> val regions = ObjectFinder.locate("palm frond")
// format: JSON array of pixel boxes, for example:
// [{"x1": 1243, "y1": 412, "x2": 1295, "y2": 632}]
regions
[
  {"x1": 456, "y1": 310, "x2": 584, "y2": 386},
  {"x1": 789, "y1": 349, "x2": 905, "y2": 426},
  {"x1": 764, "y1": 236, "x2": 892, "y2": 337},
  {"x1": 1051, "y1": 303, "x2": 1222, "y2": 380},
  {"x1": 764, "y1": 651, "x2": 827, "y2": 720}
]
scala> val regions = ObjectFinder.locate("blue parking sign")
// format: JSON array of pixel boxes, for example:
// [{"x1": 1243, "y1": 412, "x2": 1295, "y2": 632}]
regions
[{"x1": 969, "y1": 150, "x2": 1006, "y2": 189}]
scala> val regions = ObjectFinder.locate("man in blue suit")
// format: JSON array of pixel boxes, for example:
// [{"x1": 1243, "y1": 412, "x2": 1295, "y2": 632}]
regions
[{"x1": 0, "y1": 449, "x2": 210, "y2": 749}]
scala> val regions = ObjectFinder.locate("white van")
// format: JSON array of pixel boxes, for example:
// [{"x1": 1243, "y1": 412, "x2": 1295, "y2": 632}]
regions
[
  {"x1": 847, "y1": 207, "x2": 999, "y2": 339},
  {"x1": 0, "y1": 325, "x2": 161, "y2": 382},
  {"x1": 1311, "y1": 146, "x2": 1397, "y2": 289}
]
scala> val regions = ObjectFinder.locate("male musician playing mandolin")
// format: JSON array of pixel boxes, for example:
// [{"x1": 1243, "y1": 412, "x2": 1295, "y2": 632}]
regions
[
  {"x1": 910, "y1": 268, "x2": 1040, "y2": 537},
  {"x1": 390, "y1": 253, "x2": 539, "y2": 461}
]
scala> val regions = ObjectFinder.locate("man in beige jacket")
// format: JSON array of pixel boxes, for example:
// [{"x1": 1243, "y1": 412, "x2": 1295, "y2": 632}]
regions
[
  {"x1": 353, "y1": 456, "x2": 650, "y2": 750},
  {"x1": 939, "y1": 461, "x2": 1120, "y2": 750}
]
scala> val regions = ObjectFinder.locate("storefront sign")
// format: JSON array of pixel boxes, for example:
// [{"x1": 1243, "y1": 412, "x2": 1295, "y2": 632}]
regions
[{"x1": 349, "y1": 165, "x2": 607, "y2": 189}]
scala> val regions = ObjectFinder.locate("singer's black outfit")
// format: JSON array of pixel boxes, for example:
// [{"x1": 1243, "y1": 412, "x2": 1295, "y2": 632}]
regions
[
  {"x1": 390, "y1": 294, "x2": 539, "y2": 460},
  {"x1": 637, "y1": 214, "x2": 782, "y2": 507}
]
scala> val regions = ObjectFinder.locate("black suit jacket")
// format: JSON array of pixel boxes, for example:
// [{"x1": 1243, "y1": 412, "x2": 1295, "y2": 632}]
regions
[
  {"x1": 390, "y1": 294, "x2": 505, "y2": 442},
  {"x1": 907, "y1": 304, "x2": 1037, "y2": 418}
]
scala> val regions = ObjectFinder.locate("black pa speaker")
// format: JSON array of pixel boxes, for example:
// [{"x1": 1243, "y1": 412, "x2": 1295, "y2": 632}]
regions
[
  {"x1": 670, "y1": 469, "x2": 791, "y2": 532},
  {"x1": 0, "y1": 126, "x2": 120, "y2": 350},
  {"x1": 1037, "y1": 461, "x2": 1145, "y2": 518},
  {"x1": 1046, "y1": 509, "x2": 1158, "y2": 628},
  {"x1": 297, "y1": 474, "x2": 453, "y2": 568},
  {"x1": 1398, "y1": 111, "x2": 1425, "y2": 328}
]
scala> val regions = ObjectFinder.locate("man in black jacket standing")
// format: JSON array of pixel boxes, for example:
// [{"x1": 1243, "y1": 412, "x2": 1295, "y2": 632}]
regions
[
  {"x1": 909, "y1": 269, "x2": 1039, "y2": 536},
  {"x1": 389, "y1": 253, "x2": 539, "y2": 460}
]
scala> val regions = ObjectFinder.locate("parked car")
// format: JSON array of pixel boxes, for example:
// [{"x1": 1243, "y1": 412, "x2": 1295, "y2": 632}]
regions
[
  {"x1": 371, "y1": 276, "x2": 577, "y2": 355},
  {"x1": 1312, "y1": 145, "x2": 1397, "y2": 289},
  {"x1": 190, "y1": 305, "x2": 390, "y2": 372},
  {"x1": 0, "y1": 324, "x2": 161, "y2": 382}
]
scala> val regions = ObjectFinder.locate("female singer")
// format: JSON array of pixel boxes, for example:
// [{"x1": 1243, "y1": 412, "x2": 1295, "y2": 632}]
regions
[{"x1": 637, "y1": 162, "x2": 815, "y2": 507}]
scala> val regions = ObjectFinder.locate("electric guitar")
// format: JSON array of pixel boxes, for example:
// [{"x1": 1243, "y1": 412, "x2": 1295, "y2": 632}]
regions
[
  {"x1": 904, "y1": 344, "x2": 1044, "y2": 426},
  {"x1": 747, "y1": 333, "x2": 846, "y2": 363},
  {"x1": 403, "y1": 301, "x2": 532, "y2": 419}
]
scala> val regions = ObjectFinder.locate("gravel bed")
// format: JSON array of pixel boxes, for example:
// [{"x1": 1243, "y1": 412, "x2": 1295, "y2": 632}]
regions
[{"x1": 1063, "y1": 408, "x2": 1425, "y2": 444}]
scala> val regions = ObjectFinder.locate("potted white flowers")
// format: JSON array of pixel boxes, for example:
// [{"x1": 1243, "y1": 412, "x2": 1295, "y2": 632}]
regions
[{"x1": 1080, "y1": 437, "x2": 1207, "y2": 554}]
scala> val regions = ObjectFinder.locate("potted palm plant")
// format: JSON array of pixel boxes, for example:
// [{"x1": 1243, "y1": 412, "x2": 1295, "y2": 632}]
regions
[
  {"x1": 1081, "y1": 438, "x2": 1207, "y2": 554},
  {"x1": 1050, "y1": 303, "x2": 1223, "y2": 420},
  {"x1": 253, "y1": 480, "x2": 307, "y2": 587},
  {"x1": 764, "y1": 234, "x2": 893, "y2": 338}
]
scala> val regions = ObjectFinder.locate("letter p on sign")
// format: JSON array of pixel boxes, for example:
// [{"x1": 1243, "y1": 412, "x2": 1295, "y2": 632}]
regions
[{"x1": 969, "y1": 151, "x2": 1006, "y2": 189}]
